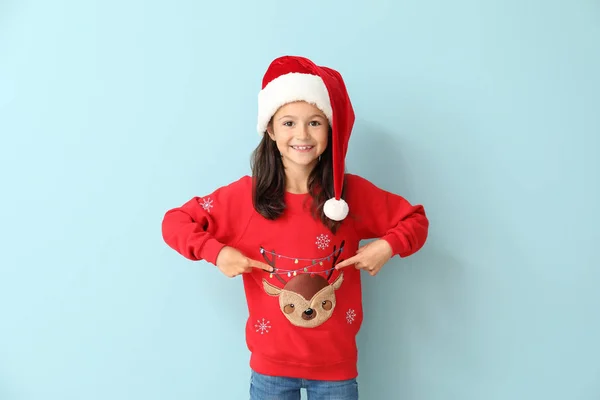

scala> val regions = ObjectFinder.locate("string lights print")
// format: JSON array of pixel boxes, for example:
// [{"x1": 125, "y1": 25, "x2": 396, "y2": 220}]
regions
[{"x1": 260, "y1": 241, "x2": 345, "y2": 278}]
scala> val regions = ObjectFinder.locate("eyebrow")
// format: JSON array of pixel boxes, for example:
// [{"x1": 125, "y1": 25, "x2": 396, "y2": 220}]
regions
[{"x1": 278, "y1": 114, "x2": 326, "y2": 121}]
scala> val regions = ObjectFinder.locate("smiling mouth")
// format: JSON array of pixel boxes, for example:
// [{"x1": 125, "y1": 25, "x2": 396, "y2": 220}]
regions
[{"x1": 291, "y1": 145, "x2": 315, "y2": 151}]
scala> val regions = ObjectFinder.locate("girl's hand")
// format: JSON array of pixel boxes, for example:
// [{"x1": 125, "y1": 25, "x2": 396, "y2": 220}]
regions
[
  {"x1": 215, "y1": 246, "x2": 273, "y2": 278},
  {"x1": 334, "y1": 239, "x2": 393, "y2": 276}
]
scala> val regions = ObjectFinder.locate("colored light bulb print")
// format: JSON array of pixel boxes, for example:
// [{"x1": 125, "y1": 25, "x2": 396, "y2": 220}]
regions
[
  {"x1": 259, "y1": 242, "x2": 345, "y2": 276},
  {"x1": 260, "y1": 242, "x2": 346, "y2": 328}
]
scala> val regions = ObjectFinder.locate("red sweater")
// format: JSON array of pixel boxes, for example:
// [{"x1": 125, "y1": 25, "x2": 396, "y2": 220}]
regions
[{"x1": 162, "y1": 174, "x2": 428, "y2": 380}]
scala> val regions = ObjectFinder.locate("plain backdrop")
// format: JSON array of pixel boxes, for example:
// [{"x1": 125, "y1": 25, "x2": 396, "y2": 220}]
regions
[{"x1": 1, "y1": 0, "x2": 599, "y2": 399}]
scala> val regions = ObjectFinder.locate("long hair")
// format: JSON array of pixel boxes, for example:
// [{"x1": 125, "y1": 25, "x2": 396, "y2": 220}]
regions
[{"x1": 250, "y1": 129, "x2": 346, "y2": 234}]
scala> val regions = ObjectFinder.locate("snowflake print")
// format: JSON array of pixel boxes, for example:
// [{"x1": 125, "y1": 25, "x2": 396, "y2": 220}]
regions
[
  {"x1": 255, "y1": 318, "x2": 271, "y2": 335},
  {"x1": 315, "y1": 234, "x2": 331, "y2": 250},
  {"x1": 346, "y1": 309, "x2": 356, "y2": 324},
  {"x1": 200, "y1": 197, "x2": 213, "y2": 213}
]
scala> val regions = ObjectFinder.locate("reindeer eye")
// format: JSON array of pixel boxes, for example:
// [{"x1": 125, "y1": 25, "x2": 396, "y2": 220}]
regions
[
  {"x1": 284, "y1": 304, "x2": 295, "y2": 314},
  {"x1": 322, "y1": 300, "x2": 333, "y2": 311}
]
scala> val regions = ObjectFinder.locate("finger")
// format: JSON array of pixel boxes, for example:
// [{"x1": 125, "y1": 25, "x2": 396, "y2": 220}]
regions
[
  {"x1": 247, "y1": 259, "x2": 274, "y2": 272},
  {"x1": 368, "y1": 265, "x2": 383, "y2": 276},
  {"x1": 356, "y1": 243, "x2": 371, "y2": 253},
  {"x1": 336, "y1": 255, "x2": 361, "y2": 269},
  {"x1": 356, "y1": 265, "x2": 374, "y2": 275},
  {"x1": 242, "y1": 266, "x2": 253, "y2": 274}
]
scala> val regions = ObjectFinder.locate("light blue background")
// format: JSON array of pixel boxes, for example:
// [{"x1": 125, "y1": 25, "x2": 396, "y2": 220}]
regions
[{"x1": 1, "y1": 0, "x2": 598, "y2": 399}]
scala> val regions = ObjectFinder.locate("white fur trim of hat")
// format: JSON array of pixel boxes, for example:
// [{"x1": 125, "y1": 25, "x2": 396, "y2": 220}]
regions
[{"x1": 257, "y1": 72, "x2": 332, "y2": 134}]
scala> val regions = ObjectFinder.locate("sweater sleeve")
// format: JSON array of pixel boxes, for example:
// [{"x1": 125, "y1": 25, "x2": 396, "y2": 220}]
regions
[
  {"x1": 347, "y1": 174, "x2": 429, "y2": 258},
  {"x1": 161, "y1": 176, "x2": 252, "y2": 265}
]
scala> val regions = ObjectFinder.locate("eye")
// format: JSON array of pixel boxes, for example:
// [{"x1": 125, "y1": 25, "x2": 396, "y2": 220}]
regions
[
  {"x1": 309, "y1": 121, "x2": 321, "y2": 126},
  {"x1": 321, "y1": 300, "x2": 332, "y2": 311},
  {"x1": 283, "y1": 121, "x2": 294, "y2": 127},
  {"x1": 284, "y1": 304, "x2": 295, "y2": 314}
]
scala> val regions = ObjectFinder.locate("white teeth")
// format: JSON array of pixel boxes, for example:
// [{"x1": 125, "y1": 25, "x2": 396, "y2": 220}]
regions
[{"x1": 292, "y1": 146, "x2": 313, "y2": 150}]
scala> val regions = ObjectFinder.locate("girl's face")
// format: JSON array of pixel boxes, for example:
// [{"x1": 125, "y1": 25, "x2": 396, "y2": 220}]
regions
[{"x1": 267, "y1": 101, "x2": 329, "y2": 172}]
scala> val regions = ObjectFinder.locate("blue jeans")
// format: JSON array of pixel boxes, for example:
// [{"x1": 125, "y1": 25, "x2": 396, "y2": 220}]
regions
[{"x1": 249, "y1": 370, "x2": 359, "y2": 400}]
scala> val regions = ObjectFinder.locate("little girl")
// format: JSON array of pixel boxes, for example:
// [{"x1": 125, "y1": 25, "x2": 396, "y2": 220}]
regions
[{"x1": 162, "y1": 55, "x2": 429, "y2": 399}]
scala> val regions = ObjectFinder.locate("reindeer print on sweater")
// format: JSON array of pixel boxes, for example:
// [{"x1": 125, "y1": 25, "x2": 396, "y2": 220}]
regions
[{"x1": 260, "y1": 241, "x2": 346, "y2": 328}]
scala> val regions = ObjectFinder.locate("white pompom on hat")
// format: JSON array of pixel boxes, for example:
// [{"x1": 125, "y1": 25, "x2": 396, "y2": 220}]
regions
[{"x1": 257, "y1": 55, "x2": 355, "y2": 221}]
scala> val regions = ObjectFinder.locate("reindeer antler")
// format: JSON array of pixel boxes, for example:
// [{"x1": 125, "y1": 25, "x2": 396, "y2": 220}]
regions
[
  {"x1": 261, "y1": 248, "x2": 286, "y2": 285},
  {"x1": 328, "y1": 240, "x2": 345, "y2": 280}
]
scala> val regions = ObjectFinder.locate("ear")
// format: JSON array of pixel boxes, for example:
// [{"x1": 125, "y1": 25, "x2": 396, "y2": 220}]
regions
[
  {"x1": 266, "y1": 121, "x2": 276, "y2": 140},
  {"x1": 263, "y1": 279, "x2": 282, "y2": 296},
  {"x1": 331, "y1": 272, "x2": 343, "y2": 290}
]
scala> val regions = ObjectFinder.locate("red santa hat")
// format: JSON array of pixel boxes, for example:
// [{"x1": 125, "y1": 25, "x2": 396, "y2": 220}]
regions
[{"x1": 257, "y1": 55, "x2": 355, "y2": 221}]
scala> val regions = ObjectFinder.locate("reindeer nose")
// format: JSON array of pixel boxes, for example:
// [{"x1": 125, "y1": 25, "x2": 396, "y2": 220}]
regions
[{"x1": 302, "y1": 308, "x2": 315, "y2": 320}]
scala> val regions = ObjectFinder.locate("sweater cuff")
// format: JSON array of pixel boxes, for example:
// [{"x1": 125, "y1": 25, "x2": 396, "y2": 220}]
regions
[
  {"x1": 381, "y1": 233, "x2": 407, "y2": 258},
  {"x1": 198, "y1": 238, "x2": 227, "y2": 265}
]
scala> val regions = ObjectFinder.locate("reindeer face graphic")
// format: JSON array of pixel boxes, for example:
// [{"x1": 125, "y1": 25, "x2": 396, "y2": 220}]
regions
[
  {"x1": 263, "y1": 273, "x2": 343, "y2": 328},
  {"x1": 260, "y1": 241, "x2": 345, "y2": 328}
]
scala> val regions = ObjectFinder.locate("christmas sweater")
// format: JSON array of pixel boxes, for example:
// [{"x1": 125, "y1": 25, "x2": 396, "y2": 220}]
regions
[{"x1": 161, "y1": 174, "x2": 428, "y2": 380}]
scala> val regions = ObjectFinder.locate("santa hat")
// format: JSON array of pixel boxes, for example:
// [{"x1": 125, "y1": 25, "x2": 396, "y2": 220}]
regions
[{"x1": 257, "y1": 55, "x2": 355, "y2": 221}]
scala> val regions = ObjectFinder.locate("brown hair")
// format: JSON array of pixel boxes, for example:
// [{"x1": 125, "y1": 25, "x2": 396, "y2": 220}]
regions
[{"x1": 250, "y1": 129, "x2": 346, "y2": 234}]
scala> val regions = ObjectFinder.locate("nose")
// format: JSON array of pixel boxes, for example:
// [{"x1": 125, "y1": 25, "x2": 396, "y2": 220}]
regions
[
  {"x1": 296, "y1": 125, "x2": 310, "y2": 139},
  {"x1": 302, "y1": 308, "x2": 315, "y2": 320}
]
